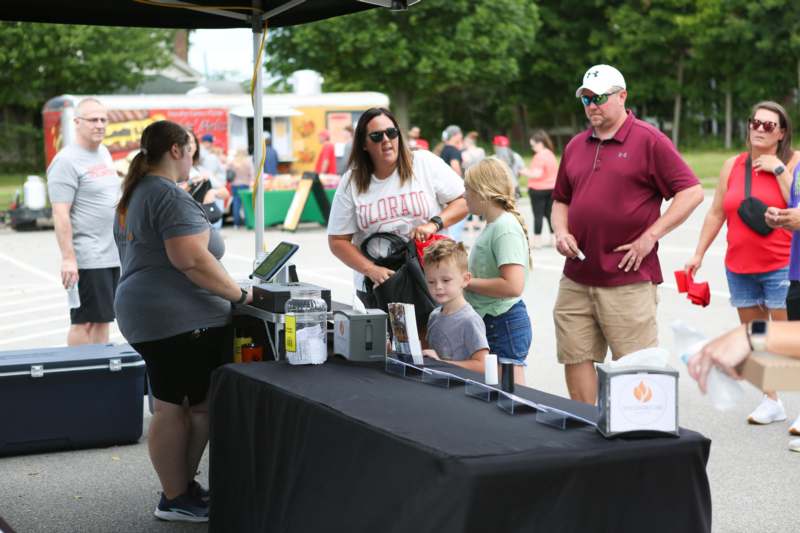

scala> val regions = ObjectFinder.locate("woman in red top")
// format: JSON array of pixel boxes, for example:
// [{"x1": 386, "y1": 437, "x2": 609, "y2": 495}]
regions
[
  {"x1": 686, "y1": 101, "x2": 800, "y2": 429},
  {"x1": 519, "y1": 130, "x2": 558, "y2": 248}
]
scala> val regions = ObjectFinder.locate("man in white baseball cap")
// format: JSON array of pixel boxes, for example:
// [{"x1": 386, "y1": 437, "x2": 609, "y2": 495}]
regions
[
  {"x1": 574, "y1": 64, "x2": 626, "y2": 98},
  {"x1": 550, "y1": 63, "x2": 704, "y2": 403}
]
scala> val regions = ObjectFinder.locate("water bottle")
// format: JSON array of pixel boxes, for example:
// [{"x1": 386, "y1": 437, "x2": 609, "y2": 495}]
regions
[
  {"x1": 66, "y1": 282, "x2": 81, "y2": 309},
  {"x1": 284, "y1": 289, "x2": 328, "y2": 365},
  {"x1": 671, "y1": 320, "x2": 743, "y2": 411}
]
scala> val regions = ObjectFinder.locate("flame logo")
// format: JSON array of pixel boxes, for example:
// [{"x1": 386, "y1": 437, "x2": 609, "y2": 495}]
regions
[{"x1": 633, "y1": 381, "x2": 653, "y2": 403}]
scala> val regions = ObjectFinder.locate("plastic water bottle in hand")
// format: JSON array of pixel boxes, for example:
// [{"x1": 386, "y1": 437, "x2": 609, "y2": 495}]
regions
[
  {"x1": 66, "y1": 282, "x2": 81, "y2": 309},
  {"x1": 671, "y1": 320, "x2": 743, "y2": 411}
]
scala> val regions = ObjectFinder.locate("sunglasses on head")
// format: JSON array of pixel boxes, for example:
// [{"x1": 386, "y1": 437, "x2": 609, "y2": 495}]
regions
[
  {"x1": 579, "y1": 90, "x2": 620, "y2": 107},
  {"x1": 367, "y1": 127, "x2": 400, "y2": 143},
  {"x1": 749, "y1": 118, "x2": 779, "y2": 133}
]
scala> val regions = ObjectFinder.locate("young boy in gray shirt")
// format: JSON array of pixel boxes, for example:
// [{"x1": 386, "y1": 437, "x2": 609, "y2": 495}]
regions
[{"x1": 422, "y1": 239, "x2": 489, "y2": 373}]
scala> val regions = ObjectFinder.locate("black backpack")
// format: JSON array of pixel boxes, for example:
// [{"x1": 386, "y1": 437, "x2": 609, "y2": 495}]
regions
[{"x1": 360, "y1": 232, "x2": 436, "y2": 328}]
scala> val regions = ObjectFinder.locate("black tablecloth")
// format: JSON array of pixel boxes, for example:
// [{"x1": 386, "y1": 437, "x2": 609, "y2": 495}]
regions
[{"x1": 209, "y1": 358, "x2": 711, "y2": 533}]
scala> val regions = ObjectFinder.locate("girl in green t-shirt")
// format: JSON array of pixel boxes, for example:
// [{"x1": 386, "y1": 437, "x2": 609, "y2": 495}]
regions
[{"x1": 463, "y1": 158, "x2": 533, "y2": 385}]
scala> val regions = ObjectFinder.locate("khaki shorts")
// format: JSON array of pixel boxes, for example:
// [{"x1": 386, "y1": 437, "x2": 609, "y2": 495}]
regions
[{"x1": 553, "y1": 276, "x2": 658, "y2": 365}]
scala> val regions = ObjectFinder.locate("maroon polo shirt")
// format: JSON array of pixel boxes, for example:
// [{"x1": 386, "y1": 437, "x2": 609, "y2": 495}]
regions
[{"x1": 553, "y1": 111, "x2": 699, "y2": 287}]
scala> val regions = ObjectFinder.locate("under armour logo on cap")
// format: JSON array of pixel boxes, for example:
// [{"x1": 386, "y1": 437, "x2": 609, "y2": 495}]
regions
[{"x1": 575, "y1": 64, "x2": 626, "y2": 98}]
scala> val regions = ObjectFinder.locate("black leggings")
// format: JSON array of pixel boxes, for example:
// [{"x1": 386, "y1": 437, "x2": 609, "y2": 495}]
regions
[
  {"x1": 787, "y1": 280, "x2": 800, "y2": 321},
  {"x1": 528, "y1": 188, "x2": 553, "y2": 235}
]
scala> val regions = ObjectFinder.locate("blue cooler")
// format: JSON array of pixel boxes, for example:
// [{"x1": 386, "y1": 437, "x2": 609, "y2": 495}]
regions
[{"x1": 0, "y1": 343, "x2": 145, "y2": 456}]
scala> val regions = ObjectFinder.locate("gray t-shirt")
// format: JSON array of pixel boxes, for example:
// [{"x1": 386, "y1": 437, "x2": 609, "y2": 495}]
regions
[
  {"x1": 426, "y1": 303, "x2": 489, "y2": 361},
  {"x1": 47, "y1": 144, "x2": 121, "y2": 269},
  {"x1": 113, "y1": 175, "x2": 231, "y2": 343}
]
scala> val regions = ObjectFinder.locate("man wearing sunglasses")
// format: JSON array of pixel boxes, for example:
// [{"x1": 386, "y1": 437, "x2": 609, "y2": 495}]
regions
[
  {"x1": 551, "y1": 64, "x2": 704, "y2": 404},
  {"x1": 47, "y1": 98, "x2": 121, "y2": 346}
]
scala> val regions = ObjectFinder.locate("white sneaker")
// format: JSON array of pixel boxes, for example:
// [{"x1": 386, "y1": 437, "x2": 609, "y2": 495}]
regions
[
  {"x1": 747, "y1": 395, "x2": 787, "y2": 425},
  {"x1": 789, "y1": 413, "x2": 800, "y2": 435},
  {"x1": 789, "y1": 438, "x2": 800, "y2": 453}
]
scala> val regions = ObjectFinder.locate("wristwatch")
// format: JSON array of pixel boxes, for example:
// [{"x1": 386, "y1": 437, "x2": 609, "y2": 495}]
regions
[
  {"x1": 429, "y1": 216, "x2": 444, "y2": 232},
  {"x1": 774, "y1": 164, "x2": 786, "y2": 176},
  {"x1": 747, "y1": 320, "x2": 768, "y2": 352},
  {"x1": 235, "y1": 288, "x2": 248, "y2": 305}
]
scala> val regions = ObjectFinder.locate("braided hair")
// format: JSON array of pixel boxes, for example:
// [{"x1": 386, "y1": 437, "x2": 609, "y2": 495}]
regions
[{"x1": 464, "y1": 157, "x2": 532, "y2": 267}]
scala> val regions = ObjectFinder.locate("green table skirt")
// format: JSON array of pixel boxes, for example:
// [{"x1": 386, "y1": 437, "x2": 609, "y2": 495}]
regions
[{"x1": 239, "y1": 189, "x2": 336, "y2": 229}]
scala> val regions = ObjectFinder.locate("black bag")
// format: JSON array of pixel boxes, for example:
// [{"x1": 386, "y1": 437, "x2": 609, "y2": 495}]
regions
[
  {"x1": 737, "y1": 156, "x2": 773, "y2": 236},
  {"x1": 188, "y1": 179, "x2": 222, "y2": 224},
  {"x1": 360, "y1": 233, "x2": 436, "y2": 328}
]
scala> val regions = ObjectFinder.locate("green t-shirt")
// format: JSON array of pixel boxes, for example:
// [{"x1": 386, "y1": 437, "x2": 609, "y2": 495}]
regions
[{"x1": 465, "y1": 212, "x2": 530, "y2": 317}]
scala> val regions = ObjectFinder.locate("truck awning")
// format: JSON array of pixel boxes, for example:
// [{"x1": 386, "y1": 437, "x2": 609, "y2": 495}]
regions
[{"x1": 229, "y1": 104, "x2": 301, "y2": 118}]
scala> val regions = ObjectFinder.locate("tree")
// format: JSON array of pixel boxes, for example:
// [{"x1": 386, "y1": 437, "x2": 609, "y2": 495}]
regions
[
  {"x1": 0, "y1": 22, "x2": 175, "y2": 170},
  {"x1": 603, "y1": 0, "x2": 695, "y2": 147},
  {"x1": 267, "y1": 0, "x2": 539, "y2": 136}
]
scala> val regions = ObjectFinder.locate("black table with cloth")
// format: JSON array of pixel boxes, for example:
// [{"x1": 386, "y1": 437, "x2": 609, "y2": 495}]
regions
[{"x1": 208, "y1": 358, "x2": 711, "y2": 533}]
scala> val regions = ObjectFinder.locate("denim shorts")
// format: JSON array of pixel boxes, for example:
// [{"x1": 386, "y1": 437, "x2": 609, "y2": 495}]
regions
[
  {"x1": 725, "y1": 266, "x2": 790, "y2": 309},
  {"x1": 483, "y1": 300, "x2": 532, "y2": 366}
]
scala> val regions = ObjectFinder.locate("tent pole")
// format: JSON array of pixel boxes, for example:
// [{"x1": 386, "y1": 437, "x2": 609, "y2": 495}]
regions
[{"x1": 252, "y1": 16, "x2": 265, "y2": 260}]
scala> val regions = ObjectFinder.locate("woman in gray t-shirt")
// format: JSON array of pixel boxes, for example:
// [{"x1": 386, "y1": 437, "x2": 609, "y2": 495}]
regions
[{"x1": 114, "y1": 120, "x2": 251, "y2": 522}]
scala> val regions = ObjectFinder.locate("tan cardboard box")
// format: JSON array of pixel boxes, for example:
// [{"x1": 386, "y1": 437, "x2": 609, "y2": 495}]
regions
[{"x1": 740, "y1": 351, "x2": 800, "y2": 391}]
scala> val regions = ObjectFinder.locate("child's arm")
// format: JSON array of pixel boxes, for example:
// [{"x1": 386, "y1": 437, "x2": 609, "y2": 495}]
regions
[
  {"x1": 467, "y1": 263, "x2": 525, "y2": 298},
  {"x1": 422, "y1": 348, "x2": 439, "y2": 360},
  {"x1": 439, "y1": 348, "x2": 488, "y2": 373}
]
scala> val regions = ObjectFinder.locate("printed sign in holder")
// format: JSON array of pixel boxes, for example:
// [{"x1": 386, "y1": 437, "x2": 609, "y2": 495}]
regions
[{"x1": 596, "y1": 364, "x2": 679, "y2": 438}]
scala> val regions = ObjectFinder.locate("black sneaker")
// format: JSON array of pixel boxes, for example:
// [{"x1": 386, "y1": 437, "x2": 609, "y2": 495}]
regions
[
  {"x1": 154, "y1": 492, "x2": 208, "y2": 523},
  {"x1": 188, "y1": 479, "x2": 210, "y2": 505}
]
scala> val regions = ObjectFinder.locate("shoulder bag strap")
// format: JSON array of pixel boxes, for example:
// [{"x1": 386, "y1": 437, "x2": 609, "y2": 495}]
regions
[{"x1": 744, "y1": 155, "x2": 752, "y2": 199}]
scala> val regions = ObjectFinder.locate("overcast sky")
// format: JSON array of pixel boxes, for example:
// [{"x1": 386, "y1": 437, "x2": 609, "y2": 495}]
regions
[{"x1": 188, "y1": 29, "x2": 256, "y2": 80}]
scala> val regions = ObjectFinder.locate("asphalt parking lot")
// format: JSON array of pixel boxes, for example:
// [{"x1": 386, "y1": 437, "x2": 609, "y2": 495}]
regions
[{"x1": 0, "y1": 194, "x2": 798, "y2": 532}]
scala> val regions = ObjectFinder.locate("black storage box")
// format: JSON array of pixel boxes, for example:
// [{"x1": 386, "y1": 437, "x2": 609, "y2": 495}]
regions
[
  {"x1": 252, "y1": 282, "x2": 332, "y2": 313},
  {"x1": 0, "y1": 343, "x2": 145, "y2": 456}
]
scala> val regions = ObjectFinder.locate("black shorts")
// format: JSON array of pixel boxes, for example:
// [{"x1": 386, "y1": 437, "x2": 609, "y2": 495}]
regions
[
  {"x1": 70, "y1": 267, "x2": 119, "y2": 325},
  {"x1": 131, "y1": 325, "x2": 232, "y2": 406}
]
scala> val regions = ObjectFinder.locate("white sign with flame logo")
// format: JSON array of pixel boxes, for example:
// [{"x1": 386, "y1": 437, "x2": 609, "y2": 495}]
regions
[{"x1": 609, "y1": 374, "x2": 677, "y2": 433}]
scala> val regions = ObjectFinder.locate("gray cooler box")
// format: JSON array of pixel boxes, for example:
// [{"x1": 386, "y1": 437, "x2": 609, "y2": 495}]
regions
[{"x1": 0, "y1": 343, "x2": 145, "y2": 456}]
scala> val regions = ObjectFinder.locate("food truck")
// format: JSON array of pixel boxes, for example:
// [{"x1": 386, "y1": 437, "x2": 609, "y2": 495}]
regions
[{"x1": 42, "y1": 90, "x2": 390, "y2": 173}]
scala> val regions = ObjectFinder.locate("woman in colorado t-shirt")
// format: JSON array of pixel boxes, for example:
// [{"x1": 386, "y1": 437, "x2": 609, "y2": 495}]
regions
[{"x1": 327, "y1": 107, "x2": 468, "y2": 305}]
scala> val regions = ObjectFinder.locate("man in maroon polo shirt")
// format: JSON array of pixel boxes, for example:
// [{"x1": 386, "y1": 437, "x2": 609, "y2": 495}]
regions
[{"x1": 552, "y1": 64, "x2": 704, "y2": 404}]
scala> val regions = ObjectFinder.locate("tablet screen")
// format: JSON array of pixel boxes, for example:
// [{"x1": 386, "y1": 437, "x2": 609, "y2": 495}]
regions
[{"x1": 252, "y1": 242, "x2": 299, "y2": 282}]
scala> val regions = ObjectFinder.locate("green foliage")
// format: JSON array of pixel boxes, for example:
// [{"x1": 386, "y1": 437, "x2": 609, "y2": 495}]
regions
[
  {"x1": 0, "y1": 22, "x2": 175, "y2": 171},
  {"x1": 268, "y1": 0, "x2": 800, "y2": 150},
  {"x1": 268, "y1": 0, "x2": 539, "y2": 135},
  {"x1": 0, "y1": 22, "x2": 174, "y2": 110}
]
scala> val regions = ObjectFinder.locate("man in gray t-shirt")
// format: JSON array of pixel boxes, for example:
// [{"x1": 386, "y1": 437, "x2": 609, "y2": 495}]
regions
[{"x1": 47, "y1": 98, "x2": 121, "y2": 346}]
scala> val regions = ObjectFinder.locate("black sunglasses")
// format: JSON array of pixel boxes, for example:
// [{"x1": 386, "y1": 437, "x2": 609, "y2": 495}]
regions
[{"x1": 367, "y1": 127, "x2": 400, "y2": 143}]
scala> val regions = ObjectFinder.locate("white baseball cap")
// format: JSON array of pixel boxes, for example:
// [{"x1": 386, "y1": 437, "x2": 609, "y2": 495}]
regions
[{"x1": 575, "y1": 64, "x2": 626, "y2": 98}]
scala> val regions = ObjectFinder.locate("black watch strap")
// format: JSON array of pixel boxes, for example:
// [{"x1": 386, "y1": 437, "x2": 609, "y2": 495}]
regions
[
  {"x1": 236, "y1": 288, "x2": 248, "y2": 305},
  {"x1": 430, "y1": 216, "x2": 444, "y2": 231}
]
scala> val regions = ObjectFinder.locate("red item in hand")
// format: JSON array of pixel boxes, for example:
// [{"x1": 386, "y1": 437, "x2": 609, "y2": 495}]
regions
[
  {"x1": 415, "y1": 234, "x2": 450, "y2": 268},
  {"x1": 673, "y1": 270, "x2": 711, "y2": 307}
]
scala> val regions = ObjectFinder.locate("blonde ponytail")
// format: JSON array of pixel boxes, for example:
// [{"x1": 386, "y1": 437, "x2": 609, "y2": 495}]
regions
[{"x1": 495, "y1": 195, "x2": 532, "y2": 268}]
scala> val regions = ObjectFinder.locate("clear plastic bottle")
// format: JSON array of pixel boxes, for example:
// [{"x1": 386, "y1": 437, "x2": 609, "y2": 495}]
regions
[
  {"x1": 285, "y1": 289, "x2": 328, "y2": 365},
  {"x1": 671, "y1": 320, "x2": 743, "y2": 411},
  {"x1": 66, "y1": 282, "x2": 81, "y2": 309}
]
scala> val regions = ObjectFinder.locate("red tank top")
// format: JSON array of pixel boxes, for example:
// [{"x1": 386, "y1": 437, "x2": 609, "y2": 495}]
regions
[{"x1": 722, "y1": 152, "x2": 791, "y2": 273}]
